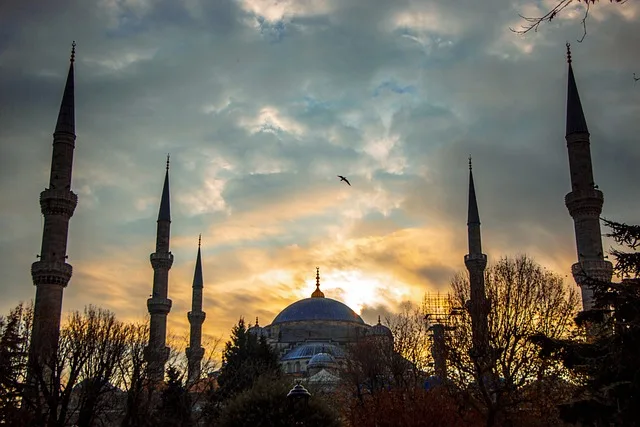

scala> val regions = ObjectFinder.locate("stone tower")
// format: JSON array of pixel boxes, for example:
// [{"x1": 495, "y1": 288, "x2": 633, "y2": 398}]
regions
[
  {"x1": 29, "y1": 42, "x2": 78, "y2": 367},
  {"x1": 186, "y1": 235, "x2": 206, "y2": 386},
  {"x1": 563, "y1": 44, "x2": 613, "y2": 311},
  {"x1": 144, "y1": 157, "x2": 173, "y2": 382},
  {"x1": 464, "y1": 159, "x2": 490, "y2": 362}
]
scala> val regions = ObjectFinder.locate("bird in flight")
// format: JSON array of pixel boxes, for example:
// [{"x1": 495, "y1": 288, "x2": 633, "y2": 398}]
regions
[
  {"x1": 634, "y1": 73, "x2": 640, "y2": 83},
  {"x1": 337, "y1": 175, "x2": 351, "y2": 186}
]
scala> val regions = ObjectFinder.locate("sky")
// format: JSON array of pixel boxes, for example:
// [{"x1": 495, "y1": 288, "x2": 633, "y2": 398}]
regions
[{"x1": 1, "y1": 0, "x2": 639, "y2": 347}]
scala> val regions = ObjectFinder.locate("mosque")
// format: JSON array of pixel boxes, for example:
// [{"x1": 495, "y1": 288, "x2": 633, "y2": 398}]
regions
[
  {"x1": 26, "y1": 41, "x2": 611, "y2": 389},
  {"x1": 248, "y1": 267, "x2": 393, "y2": 382}
]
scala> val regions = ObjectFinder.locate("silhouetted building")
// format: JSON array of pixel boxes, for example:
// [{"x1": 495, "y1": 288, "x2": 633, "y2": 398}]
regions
[
  {"x1": 563, "y1": 44, "x2": 613, "y2": 311},
  {"x1": 144, "y1": 158, "x2": 173, "y2": 382}
]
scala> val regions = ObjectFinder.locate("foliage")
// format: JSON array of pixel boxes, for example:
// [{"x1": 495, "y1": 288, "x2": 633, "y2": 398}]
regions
[
  {"x1": 0, "y1": 302, "x2": 32, "y2": 425},
  {"x1": 215, "y1": 317, "x2": 280, "y2": 399},
  {"x1": 448, "y1": 255, "x2": 579, "y2": 424},
  {"x1": 344, "y1": 387, "x2": 484, "y2": 427},
  {"x1": 342, "y1": 303, "x2": 431, "y2": 400},
  {"x1": 532, "y1": 219, "x2": 640, "y2": 426},
  {"x1": 156, "y1": 366, "x2": 192, "y2": 427},
  {"x1": 217, "y1": 375, "x2": 340, "y2": 427}
]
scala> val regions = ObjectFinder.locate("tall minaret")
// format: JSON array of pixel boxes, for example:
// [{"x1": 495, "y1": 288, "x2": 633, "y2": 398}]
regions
[
  {"x1": 186, "y1": 235, "x2": 206, "y2": 386},
  {"x1": 563, "y1": 44, "x2": 613, "y2": 311},
  {"x1": 464, "y1": 158, "x2": 490, "y2": 363},
  {"x1": 29, "y1": 42, "x2": 79, "y2": 367},
  {"x1": 144, "y1": 156, "x2": 173, "y2": 382}
]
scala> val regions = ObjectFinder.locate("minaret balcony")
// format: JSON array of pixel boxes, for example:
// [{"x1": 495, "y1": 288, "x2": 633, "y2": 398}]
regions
[
  {"x1": 464, "y1": 253, "x2": 487, "y2": 262},
  {"x1": 150, "y1": 252, "x2": 174, "y2": 269},
  {"x1": 571, "y1": 260, "x2": 613, "y2": 285},
  {"x1": 147, "y1": 297, "x2": 172, "y2": 314},
  {"x1": 564, "y1": 189, "x2": 604, "y2": 217},
  {"x1": 465, "y1": 253, "x2": 488, "y2": 272},
  {"x1": 40, "y1": 189, "x2": 78, "y2": 218},
  {"x1": 188, "y1": 311, "x2": 206, "y2": 324},
  {"x1": 31, "y1": 260, "x2": 73, "y2": 287}
]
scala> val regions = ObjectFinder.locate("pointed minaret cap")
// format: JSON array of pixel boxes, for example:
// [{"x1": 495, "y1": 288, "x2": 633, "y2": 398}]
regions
[
  {"x1": 311, "y1": 267, "x2": 325, "y2": 298},
  {"x1": 55, "y1": 41, "x2": 76, "y2": 136},
  {"x1": 566, "y1": 43, "x2": 589, "y2": 136},
  {"x1": 158, "y1": 154, "x2": 171, "y2": 222},
  {"x1": 467, "y1": 157, "x2": 480, "y2": 226},
  {"x1": 192, "y1": 234, "x2": 203, "y2": 289}
]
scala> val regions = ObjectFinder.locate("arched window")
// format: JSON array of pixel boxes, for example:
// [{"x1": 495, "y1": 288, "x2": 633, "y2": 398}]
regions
[{"x1": 294, "y1": 361, "x2": 300, "y2": 373}]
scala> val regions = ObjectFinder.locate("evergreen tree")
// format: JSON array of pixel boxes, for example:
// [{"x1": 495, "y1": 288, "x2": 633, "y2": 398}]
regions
[
  {"x1": 216, "y1": 317, "x2": 280, "y2": 399},
  {"x1": 0, "y1": 302, "x2": 31, "y2": 425},
  {"x1": 204, "y1": 318, "x2": 280, "y2": 422},
  {"x1": 532, "y1": 219, "x2": 640, "y2": 426},
  {"x1": 157, "y1": 366, "x2": 192, "y2": 427}
]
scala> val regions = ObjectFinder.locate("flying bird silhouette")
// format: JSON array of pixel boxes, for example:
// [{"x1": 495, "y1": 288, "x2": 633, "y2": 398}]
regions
[
  {"x1": 635, "y1": 73, "x2": 640, "y2": 83},
  {"x1": 337, "y1": 175, "x2": 351, "y2": 186}
]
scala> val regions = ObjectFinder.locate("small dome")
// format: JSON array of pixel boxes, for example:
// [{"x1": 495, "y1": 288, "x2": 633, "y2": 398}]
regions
[
  {"x1": 281, "y1": 343, "x2": 345, "y2": 361},
  {"x1": 248, "y1": 317, "x2": 267, "y2": 337},
  {"x1": 370, "y1": 316, "x2": 393, "y2": 338},
  {"x1": 308, "y1": 352, "x2": 337, "y2": 369}
]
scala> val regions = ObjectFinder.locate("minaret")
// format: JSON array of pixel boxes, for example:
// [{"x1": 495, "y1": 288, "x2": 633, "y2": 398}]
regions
[
  {"x1": 464, "y1": 158, "x2": 490, "y2": 363},
  {"x1": 186, "y1": 235, "x2": 206, "y2": 386},
  {"x1": 29, "y1": 42, "x2": 79, "y2": 368},
  {"x1": 144, "y1": 156, "x2": 173, "y2": 382},
  {"x1": 563, "y1": 44, "x2": 613, "y2": 311}
]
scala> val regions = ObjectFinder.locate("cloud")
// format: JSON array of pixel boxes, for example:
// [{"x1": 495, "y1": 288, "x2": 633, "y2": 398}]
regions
[{"x1": 1, "y1": 0, "x2": 637, "y2": 346}]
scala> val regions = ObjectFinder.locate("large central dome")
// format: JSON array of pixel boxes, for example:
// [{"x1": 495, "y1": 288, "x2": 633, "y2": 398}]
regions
[{"x1": 272, "y1": 297, "x2": 365, "y2": 325}]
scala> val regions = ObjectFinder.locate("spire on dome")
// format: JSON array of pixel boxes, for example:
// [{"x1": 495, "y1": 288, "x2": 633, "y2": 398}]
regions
[
  {"x1": 54, "y1": 41, "x2": 76, "y2": 136},
  {"x1": 377, "y1": 315, "x2": 381, "y2": 325},
  {"x1": 255, "y1": 317, "x2": 259, "y2": 327},
  {"x1": 158, "y1": 155, "x2": 171, "y2": 222},
  {"x1": 192, "y1": 235, "x2": 203, "y2": 289},
  {"x1": 565, "y1": 43, "x2": 589, "y2": 136},
  {"x1": 311, "y1": 267, "x2": 325, "y2": 298}
]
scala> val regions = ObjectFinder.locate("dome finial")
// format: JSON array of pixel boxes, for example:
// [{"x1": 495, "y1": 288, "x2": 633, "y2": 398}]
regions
[
  {"x1": 198, "y1": 234, "x2": 201, "y2": 248},
  {"x1": 311, "y1": 267, "x2": 325, "y2": 298},
  {"x1": 255, "y1": 316, "x2": 259, "y2": 327},
  {"x1": 378, "y1": 315, "x2": 381, "y2": 325},
  {"x1": 468, "y1": 156, "x2": 472, "y2": 171},
  {"x1": 566, "y1": 42, "x2": 572, "y2": 64},
  {"x1": 166, "y1": 153, "x2": 170, "y2": 171},
  {"x1": 70, "y1": 41, "x2": 76, "y2": 63}
]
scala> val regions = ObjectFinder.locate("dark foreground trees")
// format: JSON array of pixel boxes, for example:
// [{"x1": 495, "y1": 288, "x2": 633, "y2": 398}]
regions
[
  {"x1": 217, "y1": 375, "x2": 340, "y2": 427},
  {"x1": 448, "y1": 254, "x2": 580, "y2": 426},
  {"x1": 533, "y1": 219, "x2": 640, "y2": 426}
]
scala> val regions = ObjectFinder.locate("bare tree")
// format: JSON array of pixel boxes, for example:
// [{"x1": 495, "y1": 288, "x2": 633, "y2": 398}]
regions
[
  {"x1": 448, "y1": 255, "x2": 580, "y2": 425},
  {"x1": 511, "y1": 0, "x2": 628, "y2": 42}
]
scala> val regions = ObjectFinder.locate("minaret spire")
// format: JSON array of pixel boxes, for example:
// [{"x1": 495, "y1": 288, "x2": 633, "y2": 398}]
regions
[
  {"x1": 566, "y1": 43, "x2": 589, "y2": 136},
  {"x1": 28, "y1": 42, "x2": 79, "y2": 381},
  {"x1": 158, "y1": 154, "x2": 171, "y2": 222},
  {"x1": 145, "y1": 159, "x2": 174, "y2": 382},
  {"x1": 467, "y1": 157, "x2": 482, "y2": 254},
  {"x1": 186, "y1": 235, "x2": 206, "y2": 386},
  {"x1": 464, "y1": 159, "x2": 491, "y2": 375},
  {"x1": 562, "y1": 45, "x2": 612, "y2": 311}
]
